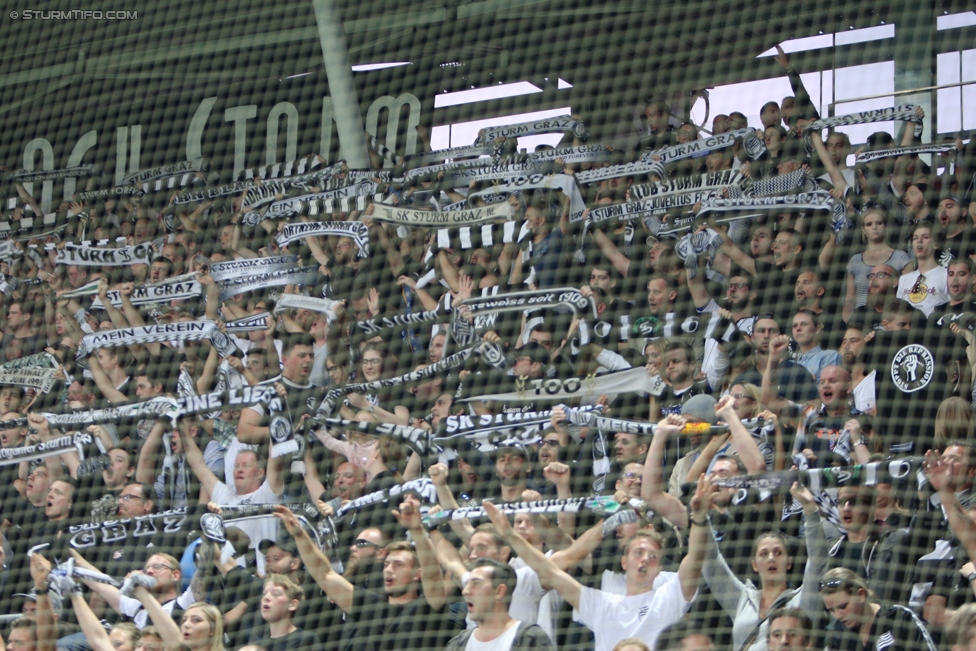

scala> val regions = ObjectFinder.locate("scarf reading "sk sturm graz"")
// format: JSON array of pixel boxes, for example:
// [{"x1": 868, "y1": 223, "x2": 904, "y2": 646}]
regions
[{"x1": 371, "y1": 202, "x2": 512, "y2": 228}]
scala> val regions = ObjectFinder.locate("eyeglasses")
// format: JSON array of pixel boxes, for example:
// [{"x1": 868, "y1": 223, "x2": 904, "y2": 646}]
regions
[
  {"x1": 866, "y1": 272, "x2": 891, "y2": 280},
  {"x1": 118, "y1": 494, "x2": 144, "y2": 502},
  {"x1": 731, "y1": 394, "x2": 755, "y2": 402},
  {"x1": 541, "y1": 440, "x2": 561, "y2": 448},
  {"x1": 362, "y1": 358, "x2": 383, "y2": 367},
  {"x1": 727, "y1": 282, "x2": 748, "y2": 291},
  {"x1": 145, "y1": 563, "x2": 177, "y2": 572},
  {"x1": 354, "y1": 539, "x2": 384, "y2": 550},
  {"x1": 819, "y1": 577, "x2": 856, "y2": 591},
  {"x1": 623, "y1": 472, "x2": 642, "y2": 481}
]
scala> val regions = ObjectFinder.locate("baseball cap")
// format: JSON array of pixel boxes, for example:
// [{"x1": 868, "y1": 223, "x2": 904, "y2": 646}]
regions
[
  {"x1": 489, "y1": 440, "x2": 529, "y2": 460},
  {"x1": 259, "y1": 532, "x2": 299, "y2": 557},
  {"x1": 14, "y1": 588, "x2": 63, "y2": 617},
  {"x1": 681, "y1": 394, "x2": 717, "y2": 426},
  {"x1": 941, "y1": 196, "x2": 969, "y2": 208}
]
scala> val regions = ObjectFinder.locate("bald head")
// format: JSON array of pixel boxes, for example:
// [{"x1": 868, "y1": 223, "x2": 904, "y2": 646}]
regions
[{"x1": 818, "y1": 365, "x2": 851, "y2": 411}]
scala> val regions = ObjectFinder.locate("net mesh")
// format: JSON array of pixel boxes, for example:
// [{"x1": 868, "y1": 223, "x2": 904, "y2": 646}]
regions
[{"x1": 0, "y1": 2, "x2": 974, "y2": 651}]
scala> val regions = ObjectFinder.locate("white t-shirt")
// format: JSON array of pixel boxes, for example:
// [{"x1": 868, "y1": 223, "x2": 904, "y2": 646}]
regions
[
  {"x1": 211, "y1": 480, "x2": 281, "y2": 575},
  {"x1": 222, "y1": 436, "x2": 259, "y2": 487},
  {"x1": 853, "y1": 370, "x2": 876, "y2": 414},
  {"x1": 118, "y1": 586, "x2": 195, "y2": 629},
  {"x1": 463, "y1": 565, "x2": 547, "y2": 629},
  {"x1": 573, "y1": 574, "x2": 692, "y2": 651},
  {"x1": 465, "y1": 620, "x2": 522, "y2": 651},
  {"x1": 897, "y1": 267, "x2": 949, "y2": 317}
]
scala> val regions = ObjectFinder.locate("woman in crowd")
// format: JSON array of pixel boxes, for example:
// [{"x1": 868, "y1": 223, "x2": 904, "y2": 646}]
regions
[
  {"x1": 842, "y1": 206, "x2": 911, "y2": 322},
  {"x1": 702, "y1": 482, "x2": 827, "y2": 651},
  {"x1": 345, "y1": 342, "x2": 411, "y2": 424}
]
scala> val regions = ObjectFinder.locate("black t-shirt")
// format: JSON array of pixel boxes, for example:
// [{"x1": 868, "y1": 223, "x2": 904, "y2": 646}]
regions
[
  {"x1": 341, "y1": 588, "x2": 458, "y2": 651},
  {"x1": 868, "y1": 329, "x2": 960, "y2": 455},
  {"x1": 826, "y1": 535, "x2": 868, "y2": 579},
  {"x1": 753, "y1": 262, "x2": 801, "y2": 318},
  {"x1": 254, "y1": 628, "x2": 320, "y2": 651}
]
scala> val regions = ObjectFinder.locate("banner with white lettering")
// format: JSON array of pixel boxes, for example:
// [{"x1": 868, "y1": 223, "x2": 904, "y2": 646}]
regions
[
  {"x1": 208, "y1": 255, "x2": 299, "y2": 282},
  {"x1": 478, "y1": 116, "x2": 589, "y2": 143},
  {"x1": 55, "y1": 240, "x2": 161, "y2": 267},
  {"x1": 76, "y1": 320, "x2": 237, "y2": 359}
]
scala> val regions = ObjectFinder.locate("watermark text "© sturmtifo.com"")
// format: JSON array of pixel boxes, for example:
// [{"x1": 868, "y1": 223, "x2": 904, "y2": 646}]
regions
[{"x1": 9, "y1": 10, "x2": 138, "y2": 20}]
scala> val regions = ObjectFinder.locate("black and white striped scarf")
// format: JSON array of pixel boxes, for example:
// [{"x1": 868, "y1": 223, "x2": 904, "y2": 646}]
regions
[
  {"x1": 466, "y1": 172, "x2": 587, "y2": 223},
  {"x1": 751, "y1": 169, "x2": 817, "y2": 197},
  {"x1": 316, "y1": 417, "x2": 433, "y2": 455},
  {"x1": 123, "y1": 158, "x2": 208, "y2": 189},
  {"x1": 55, "y1": 239, "x2": 161, "y2": 267},
  {"x1": 264, "y1": 182, "x2": 379, "y2": 220},
  {"x1": 275, "y1": 220, "x2": 369, "y2": 256},
  {"x1": 523, "y1": 144, "x2": 612, "y2": 165},
  {"x1": 5, "y1": 165, "x2": 103, "y2": 183},
  {"x1": 639, "y1": 128, "x2": 763, "y2": 164},
  {"x1": 477, "y1": 115, "x2": 589, "y2": 144},
  {"x1": 422, "y1": 494, "x2": 627, "y2": 529},
  {"x1": 404, "y1": 144, "x2": 503, "y2": 169},
  {"x1": 576, "y1": 160, "x2": 666, "y2": 185},
  {"x1": 429, "y1": 221, "x2": 528, "y2": 253},
  {"x1": 237, "y1": 155, "x2": 323, "y2": 182},
  {"x1": 224, "y1": 311, "x2": 271, "y2": 334}
]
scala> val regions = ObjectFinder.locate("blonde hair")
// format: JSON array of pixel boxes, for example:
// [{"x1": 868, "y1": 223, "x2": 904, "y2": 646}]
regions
[
  {"x1": 181, "y1": 603, "x2": 224, "y2": 651},
  {"x1": 935, "y1": 396, "x2": 973, "y2": 450},
  {"x1": 818, "y1": 567, "x2": 875, "y2": 600},
  {"x1": 109, "y1": 623, "x2": 139, "y2": 651}
]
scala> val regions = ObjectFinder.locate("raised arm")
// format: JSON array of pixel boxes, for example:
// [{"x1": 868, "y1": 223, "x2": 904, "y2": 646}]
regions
[
  {"x1": 274, "y1": 505, "x2": 355, "y2": 613},
  {"x1": 177, "y1": 417, "x2": 220, "y2": 496},
  {"x1": 136, "y1": 420, "x2": 168, "y2": 484},
  {"x1": 484, "y1": 500, "x2": 582, "y2": 609},
  {"x1": 29, "y1": 554, "x2": 57, "y2": 651},
  {"x1": 681, "y1": 473, "x2": 715, "y2": 601},
  {"x1": 429, "y1": 463, "x2": 476, "y2": 544},
  {"x1": 760, "y1": 335, "x2": 792, "y2": 418},
  {"x1": 714, "y1": 395, "x2": 766, "y2": 473},
  {"x1": 130, "y1": 574, "x2": 183, "y2": 651},
  {"x1": 392, "y1": 499, "x2": 447, "y2": 610},
  {"x1": 640, "y1": 415, "x2": 690, "y2": 531}
]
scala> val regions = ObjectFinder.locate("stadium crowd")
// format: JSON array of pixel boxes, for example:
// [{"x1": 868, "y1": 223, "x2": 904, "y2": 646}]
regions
[{"x1": 4, "y1": 45, "x2": 976, "y2": 651}]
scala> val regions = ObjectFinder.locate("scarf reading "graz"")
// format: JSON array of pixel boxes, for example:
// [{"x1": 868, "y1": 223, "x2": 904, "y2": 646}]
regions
[
  {"x1": 478, "y1": 116, "x2": 589, "y2": 143},
  {"x1": 123, "y1": 158, "x2": 208, "y2": 186},
  {"x1": 639, "y1": 128, "x2": 763, "y2": 165},
  {"x1": 371, "y1": 202, "x2": 512, "y2": 228}
]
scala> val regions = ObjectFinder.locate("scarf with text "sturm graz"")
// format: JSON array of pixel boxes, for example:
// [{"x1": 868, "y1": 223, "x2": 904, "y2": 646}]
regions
[
  {"x1": 217, "y1": 266, "x2": 320, "y2": 301},
  {"x1": 5, "y1": 164, "x2": 103, "y2": 183},
  {"x1": 89, "y1": 274, "x2": 203, "y2": 310},
  {"x1": 75, "y1": 320, "x2": 237, "y2": 359},
  {"x1": 639, "y1": 128, "x2": 765, "y2": 166},
  {"x1": 76, "y1": 186, "x2": 145, "y2": 201},
  {"x1": 274, "y1": 220, "x2": 369, "y2": 256},
  {"x1": 477, "y1": 115, "x2": 590, "y2": 144},
  {"x1": 55, "y1": 239, "x2": 163, "y2": 267},
  {"x1": 123, "y1": 158, "x2": 209, "y2": 192},
  {"x1": 0, "y1": 432, "x2": 92, "y2": 467},
  {"x1": 371, "y1": 202, "x2": 513, "y2": 228},
  {"x1": 855, "y1": 142, "x2": 957, "y2": 164},
  {"x1": 208, "y1": 255, "x2": 299, "y2": 282}
]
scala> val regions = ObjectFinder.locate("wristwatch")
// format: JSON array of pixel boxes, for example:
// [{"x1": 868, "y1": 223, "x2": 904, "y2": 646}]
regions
[{"x1": 967, "y1": 571, "x2": 976, "y2": 583}]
